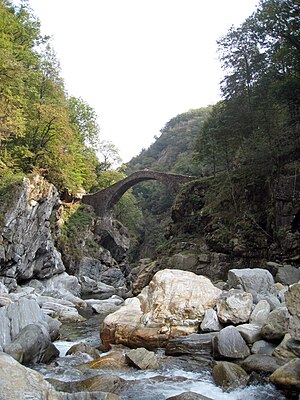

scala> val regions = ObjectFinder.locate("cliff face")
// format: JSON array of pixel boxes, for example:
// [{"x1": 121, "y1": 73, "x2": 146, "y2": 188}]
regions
[
  {"x1": 153, "y1": 171, "x2": 300, "y2": 282},
  {"x1": 0, "y1": 176, "x2": 64, "y2": 290},
  {"x1": 0, "y1": 175, "x2": 130, "y2": 296}
]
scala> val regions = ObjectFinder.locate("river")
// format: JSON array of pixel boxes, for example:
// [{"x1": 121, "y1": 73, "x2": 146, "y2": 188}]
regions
[{"x1": 33, "y1": 313, "x2": 291, "y2": 400}]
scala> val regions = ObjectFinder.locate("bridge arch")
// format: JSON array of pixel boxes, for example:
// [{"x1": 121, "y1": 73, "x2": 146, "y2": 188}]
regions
[{"x1": 82, "y1": 170, "x2": 195, "y2": 217}]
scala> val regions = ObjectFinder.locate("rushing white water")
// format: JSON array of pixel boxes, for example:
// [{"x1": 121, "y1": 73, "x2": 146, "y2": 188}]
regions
[{"x1": 38, "y1": 339, "x2": 287, "y2": 400}]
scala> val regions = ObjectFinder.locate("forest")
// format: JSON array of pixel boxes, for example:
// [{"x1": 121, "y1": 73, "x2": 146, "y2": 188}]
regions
[{"x1": 1, "y1": 0, "x2": 299, "y2": 262}]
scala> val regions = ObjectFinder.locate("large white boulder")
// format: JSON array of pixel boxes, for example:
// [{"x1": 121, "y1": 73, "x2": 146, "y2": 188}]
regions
[{"x1": 101, "y1": 269, "x2": 222, "y2": 350}]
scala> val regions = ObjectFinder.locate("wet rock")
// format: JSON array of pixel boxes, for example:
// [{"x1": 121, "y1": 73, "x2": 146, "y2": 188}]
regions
[
  {"x1": 200, "y1": 309, "x2": 222, "y2": 332},
  {"x1": 165, "y1": 333, "x2": 216, "y2": 358},
  {"x1": 125, "y1": 347, "x2": 160, "y2": 369},
  {"x1": 275, "y1": 264, "x2": 300, "y2": 286},
  {"x1": 166, "y1": 393, "x2": 213, "y2": 400},
  {"x1": 227, "y1": 268, "x2": 277, "y2": 304},
  {"x1": 48, "y1": 374, "x2": 126, "y2": 395},
  {"x1": 213, "y1": 326, "x2": 250, "y2": 359},
  {"x1": 240, "y1": 354, "x2": 285, "y2": 374},
  {"x1": 236, "y1": 323, "x2": 262, "y2": 344},
  {"x1": 270, "y1": 358, "x2": 300, "y2": 390},
  {"x1": 216, "y1": 289, "x2": 253, "y2": 324},
  {"x1": 4, "y1": 323, "x2": 59, "y2": 364},
  {"x1": 249, "y1": 300, "x2": 271, "y2": 325},
  {"x1": 61, "y1": 393, "x2": 120, "y2": 400},
  {"x1": 101, "y1": 270, "x2": 221, "y2": 350},
  {"x1": 261, "y1": 307, "x2": 290, "y2": 341},
  {"x1": 82, "y1": 347, "x2": 129, "y2": 370},
  {"x1": 285, "y1": 282, "x2": 300, "y2": 341},
  {"x1": 0, "y1": 352, "x2": 61, "y2": 399},
  {"x1": 212, "y1": 361, "x2": 249, "y2": 391},
  {"x1": 251, "y1": 340, "x2": 277, "y2": 356},
  {"x1": 44, "y1": 314, "x2": 62, "y2": 341},
  {"x1": 66, "y1": 342, "x2": 101, "y2": 359}
]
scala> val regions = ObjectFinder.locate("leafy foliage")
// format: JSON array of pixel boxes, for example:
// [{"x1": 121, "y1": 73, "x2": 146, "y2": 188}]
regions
[
  {"x1": 0, "y1": 1, "x2": 100, "y2": 194},
  {"x1": 193, "y1": 0, "x2": 300, "y2": 251}
]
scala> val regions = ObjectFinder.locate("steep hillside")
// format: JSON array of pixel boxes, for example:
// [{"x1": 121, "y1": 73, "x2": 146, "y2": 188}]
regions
[
  {"x1": 127, "y1": 107, "x2": 211, "y2": 175},
  {"x1": 124, "y1": 108, "x2": 211, "y2": 261}
]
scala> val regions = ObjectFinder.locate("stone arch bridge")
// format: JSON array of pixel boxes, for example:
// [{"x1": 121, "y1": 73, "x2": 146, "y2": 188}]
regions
[{"x1": 82, "y1": 170, "x2": 196, "y2": 217}]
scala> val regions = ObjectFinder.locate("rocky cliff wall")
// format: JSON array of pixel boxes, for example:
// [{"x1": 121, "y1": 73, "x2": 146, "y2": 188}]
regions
[{"x1": 0, "y1": 175, "x2": 130, "y2": 297}]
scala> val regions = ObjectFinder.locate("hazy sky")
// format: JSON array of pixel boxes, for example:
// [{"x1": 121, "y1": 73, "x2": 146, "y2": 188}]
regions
[{"x1": 26, "y1": 0, "x2": 259, "y2": 163}]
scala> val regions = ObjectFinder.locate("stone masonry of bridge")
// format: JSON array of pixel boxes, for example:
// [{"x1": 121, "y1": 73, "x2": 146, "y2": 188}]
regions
[{"x1": 82, "y1": 170, "x2": 196, "y2": 217}]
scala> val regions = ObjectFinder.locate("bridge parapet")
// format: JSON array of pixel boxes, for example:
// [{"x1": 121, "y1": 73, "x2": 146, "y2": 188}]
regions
[{"x1": 82, "y1": 170, "x2": 196, "y2": 217}]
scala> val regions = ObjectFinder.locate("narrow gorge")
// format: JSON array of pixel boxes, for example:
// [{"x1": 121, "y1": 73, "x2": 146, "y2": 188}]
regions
[{"x1": 0, "y1": 173, "x2": 299, "y2": 400}]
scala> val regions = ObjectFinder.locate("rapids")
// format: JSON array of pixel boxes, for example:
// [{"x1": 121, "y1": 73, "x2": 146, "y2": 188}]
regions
[{"x1": 33, "y1": 314, "x2": 290, "y2": 400}]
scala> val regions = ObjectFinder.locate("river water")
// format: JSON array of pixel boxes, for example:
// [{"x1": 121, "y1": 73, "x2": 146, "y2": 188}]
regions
[{"x1": 35, "y1": 314, "x2": 290, "y2": 400}]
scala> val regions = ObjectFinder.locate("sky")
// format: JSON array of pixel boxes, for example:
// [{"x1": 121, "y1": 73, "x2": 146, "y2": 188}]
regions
[{"x1": 25, "y1": 0, "x2": 259, "y2": 163}]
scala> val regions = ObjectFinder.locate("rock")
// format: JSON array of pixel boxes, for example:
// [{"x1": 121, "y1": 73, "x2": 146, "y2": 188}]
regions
[
  {"x1": 0, "y1": 176, "x2": 65, "y2": 283},
  {"x1": 169, "y1": 253, "x2": 198, "y2": 269},
  {"x1": 200, "y1": 309, "x2": 222, "y2": 332},
  {"x1": 82, "y1": 346, "x2": 129, "y2": 370},
  {"x1": 130, "y1": 259, "x2": 161, "y2": 295},
  {"x1": 0, "y1": 294, "x2": 13, "y2": 307},
  {"x1": 273, "y1": 333, "x2": 298, "y2": 360},
  {"x1": 48, "y1": 374, "x2": 126, "y2": 394},
  {"x1": 37, "y1": 295, "x2": 85, "y2": 322},
  {"x1": 216, "y1": 289, "x2": 253, "y2": 324},
  {"x1": 236, "y1": 323, "x2": 262, "y2": 344},
  {"x1": 86, "y1": 296, "x2": 124, "y2": 316},
  {"x1": 285, "y1": 282, "x2": 300, "y2": 340},
  {"x1": 61, "y1": 393, "x2": 119, "y2": 400},
  {"x1": 286, "y1": 337, "x2": 300, "y2": 357},
  {"x1": 251, "y1": 340, "x2": 277, "y2": 356},
  {"x1": 139, "y1": 269, "x2": 222, "y2": 325},
  {"x1": 0, "y1": 282, "x2": 8, "y2": 294},
  {"x1": 64, "y1": 394, "x2": 119, "y2": 400},
  {"x1": 212, "y1": 361, "x2": 249, "y2": 391},
  {"x1": 41, "y1": 273, "x2": 84, "y2": 306},
  {"x1": 125, "y1": 348, "x2": 160, "y2": 369},
  {"x1": 4, "y1": 323, "x2": 59, "y2": 364},
  {"x1": 261, "y1": 307, "x2": 290, "y2": 341},
  {"x1": 275, "y1": 264, "x2": 300, "y2": 285},
  {"x1": 0, "y1": 352, "x2": 61, "y2": 399},
  {"x1": 94, "y1": 218, "x2": 130, "y2": 265},
  {"x1": 166, "y1": 393, "x2": 213, "y2": 400},
  {"x1": 165, "y1": 333, "x2": 216, "y2": 358},
  {"x1": 269, "y1": 358, "x2": 300, "y2": 390},
  {"x1": 227, "y1": 268, "x2": 277, "y2": 304},
  {"x1": 240, "y1": 354, "x2": 285, "y2": 374},
  {"x1": 44, "y1": 314, "x2": 62, "y2": 341},
  {"x1": 66, "y1": 343, "x2": 101, "y2": 360},
  {"x1": 213, "y1": 326, "x2": 250, "y2": 359},
  {"x1": 101, "y1": 269, "x2": 221, "y2": 350},
  {"x1": 250, "y1": 300, "x2": 271, "y2": 325},
  {"x1": 80, "y1": 276, "x2": 117, "y2": 297},
  {"x1": 0, "y1": 297, "x2": 49, "y2": 348},
  {"x1": 77, "y1": 255, "x2": 127, "y2": 295}
]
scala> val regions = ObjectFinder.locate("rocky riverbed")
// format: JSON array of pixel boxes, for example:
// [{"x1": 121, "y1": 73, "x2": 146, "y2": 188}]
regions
[
  {"x1": 0, "y1": 266, "x2": 300, "y2": 399},
  {"x1": 0, "y1": 176, "x2": 299, "y2": 399}
]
